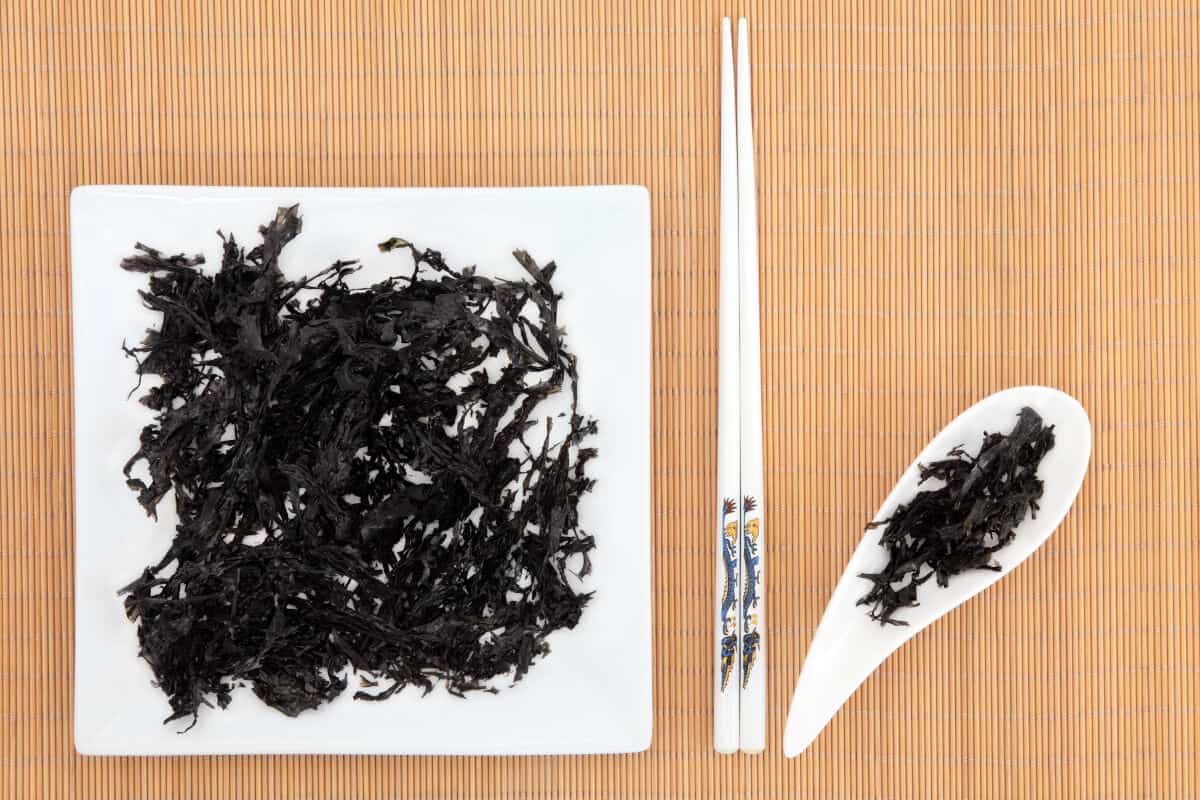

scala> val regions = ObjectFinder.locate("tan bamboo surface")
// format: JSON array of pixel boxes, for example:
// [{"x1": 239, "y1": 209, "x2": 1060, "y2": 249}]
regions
[{"x1": 3, "y1": 1, "x2": 1200, "y2": 797}]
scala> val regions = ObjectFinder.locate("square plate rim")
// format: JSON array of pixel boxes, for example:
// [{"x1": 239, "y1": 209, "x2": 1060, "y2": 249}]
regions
[{"x1": 70, "y1": 184, "x2": 653, "y2": 756}]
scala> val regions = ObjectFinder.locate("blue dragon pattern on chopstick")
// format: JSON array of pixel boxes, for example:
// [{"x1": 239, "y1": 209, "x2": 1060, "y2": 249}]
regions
[
  {"x1": 719, "y1": 498, "x2": 739, "y2": 691},
  {"x1": 741, "y1": 495, "x2": 761, "y2": 688}
]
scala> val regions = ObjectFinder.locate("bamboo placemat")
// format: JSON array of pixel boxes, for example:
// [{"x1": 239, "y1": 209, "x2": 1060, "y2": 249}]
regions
[{"x1": 3, "y1": 1, "x2": 1199, "y2": 798}]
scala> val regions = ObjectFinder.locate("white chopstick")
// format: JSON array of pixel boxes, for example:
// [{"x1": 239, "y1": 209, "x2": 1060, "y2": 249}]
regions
[
  {"x1": 713, "y1": 16, "x2": 741, "y2": 755},
  {"x1": 735, "y1": 16, "x2": 766, "y2": 754}
]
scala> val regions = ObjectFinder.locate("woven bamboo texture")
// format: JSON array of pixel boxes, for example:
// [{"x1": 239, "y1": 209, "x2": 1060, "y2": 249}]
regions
[{"x1": 3, "y1": 1, "x2": 1199, "y2": 798}]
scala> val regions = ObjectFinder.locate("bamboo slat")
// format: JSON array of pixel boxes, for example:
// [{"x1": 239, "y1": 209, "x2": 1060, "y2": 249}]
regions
[{"x1": 1, "y1": 1, "x2": 1198, "y2": 797}]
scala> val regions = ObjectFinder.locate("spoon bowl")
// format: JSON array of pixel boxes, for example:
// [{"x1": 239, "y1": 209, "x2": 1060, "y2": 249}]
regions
[{"x1": 783, "y1": 386, "x2": 1092, "y2": 757}]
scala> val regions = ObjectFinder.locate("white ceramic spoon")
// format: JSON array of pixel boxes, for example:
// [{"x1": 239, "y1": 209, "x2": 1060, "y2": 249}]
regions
[{"x1": 783, "y1": 386, "x2": 1092, "y2": 758}]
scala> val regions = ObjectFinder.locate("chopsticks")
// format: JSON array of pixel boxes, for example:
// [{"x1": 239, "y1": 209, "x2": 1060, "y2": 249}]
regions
[
  {"x1": 714, "y1": 16, "x2": 765, "y2": 755},
  {"x1": 713, "y1": 17, "x2": 741, "y2": 755},
  {"x1": 735, "y1": 16, "x2": 766, "y2": 755}
]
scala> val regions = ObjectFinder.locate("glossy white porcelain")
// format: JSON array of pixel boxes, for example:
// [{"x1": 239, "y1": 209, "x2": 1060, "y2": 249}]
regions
[
  {"x1": 783, "y1": 386, "x2": 1091, "y2": 757},
  {"x1": 71, "y1": 185, "x2": 653, "y2": 756}
]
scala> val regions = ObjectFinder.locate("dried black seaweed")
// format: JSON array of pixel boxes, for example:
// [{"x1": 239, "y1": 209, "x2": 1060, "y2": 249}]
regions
[
  {"x1": 857, "y1": 407, "x2": 1055, "y2": 626},
  {"x1": 118, "y1": 205, "x2": 597, "y2": 729}
]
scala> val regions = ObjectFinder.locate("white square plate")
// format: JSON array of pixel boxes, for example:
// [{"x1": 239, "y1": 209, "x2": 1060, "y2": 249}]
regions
[{"x1": 71, "y1": 185, "x2": 653, "y2": 755}]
